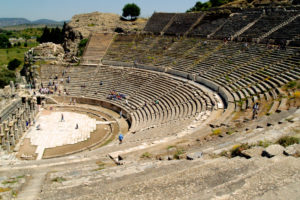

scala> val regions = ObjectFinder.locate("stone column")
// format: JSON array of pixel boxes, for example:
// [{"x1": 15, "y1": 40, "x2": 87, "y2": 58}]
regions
[
  {"x1": 4, "y1": 123, "x2": 10, "y2": 151},
  {"x1": 14, "y1": 122, "x2": 19, "y2": 141},
  {"x1": 0, "y1": 124, "x2": 4, "y2": 146},
  {"x1": 8, "y1": 122, "x2": 15, "y2": 146},
  {"x1": 10, "y1": 81, "x2": 15, "y2": 94},
  {"x1": 18, "y1": 124, "x2": 23, "y2": 138}
]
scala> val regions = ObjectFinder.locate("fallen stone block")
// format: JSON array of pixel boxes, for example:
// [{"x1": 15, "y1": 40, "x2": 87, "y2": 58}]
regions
[
  {"x1": 284, "y1": 144, "x2": 300, "y2": 156},
  {"x1": 263, "y1": 144, "x2": 285, "y2": 157},
  {"x1": 186, "y1": 152, "x2": 203, "y2": 160},
  {"x1": 242, "y1": 147, "x2": 264, "y2": 158},
  {"x1": 167, "y1": 156, "x2": 173, "y2": 160}
]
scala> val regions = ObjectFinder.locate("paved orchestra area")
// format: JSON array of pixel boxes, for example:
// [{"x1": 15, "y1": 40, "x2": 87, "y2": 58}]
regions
[{"x1": 26, "y1": 111, "x2": 98, "y2": 160}]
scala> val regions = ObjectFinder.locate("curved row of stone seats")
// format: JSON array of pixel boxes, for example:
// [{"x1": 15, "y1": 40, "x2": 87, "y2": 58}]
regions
[
  {"x1": 164, "y1": 13, "x2": 203, "y2": 36},
  {"x1": 40, "y1": 65, "x2": 65, "y2": 86},
  {"x1": 39, "y1": 65, "x2": 218, "y2": 137},
  {"x1": 240, "y1": 11, "x2": 299, "y2": 40},
  {"x1": 102, "y1": 34, "x2": 299, "y2": 112},
  {"x1": 144, "y1": 13, "x2": 176, "y2": 34},
  {"x1": 138, "y1": 37, "x2": 176, "y2": 65},
  {"x1": 104, "y1": 34, "x2": 136, "y2": 61},
  {"x1": 168, "y1": 40, "x2": 223, "y2": 71},
  {"x1": 105, "y1": 34, "x2": 157, "y2": 63},
  {"x1": 266, "y1": 16, "x2": 300, "y2": 42},
  {"x1": 142, "y1": 8, "x2": 300, "y2": 45},
  {"x1": 213, "y1": 11, "x2": 262, "y2": 39},
  {"x1": 129, "y1": 83, "x2": 210, "y2": 131},
  {"x1": 188, "y1": 12, "x2": 229, "y2": 37},
  {"x1": 153, "y1": 37, "x2": 200, "y2": 67},
  {"x1": 196, "y1": 45, "x2": 299, "y2": 110}
]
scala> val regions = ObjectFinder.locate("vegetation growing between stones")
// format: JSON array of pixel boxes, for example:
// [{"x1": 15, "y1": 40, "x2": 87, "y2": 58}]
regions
[
  {"x1": 78, "y1": 38, "x2": 88, "y2": 56},
  {"x1": 0, "y1": 187, "x2": 11, "y2": 193},
  {"x1": 51, "y1": 177, "x2": 66, "y2": 183},
  {"x1": 230, "y1": 144, "x2": 251, "y2": 158},
  {"x1": 94, "y1": 161, "x2": 106, "y2": 171},
  {"x1": 141, "y1": 152, "x2": 152, "y2": 158},
  {"x1": 212, "y1": 129, "x2": 222, "y2": 135},
  {"x1": 173, "y1": 149, "x2": 185, "y2": 159},
  {"x1": 257, "y1": 140, "x2": 272, "y2": 148},
  {"x1": 276, "y1": 136, "x2": 300, "y2": 147}
]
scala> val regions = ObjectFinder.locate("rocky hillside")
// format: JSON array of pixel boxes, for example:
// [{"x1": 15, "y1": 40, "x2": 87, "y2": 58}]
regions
[{"x1": 68, "y1": 12, "x2": 147, "y2": 38}]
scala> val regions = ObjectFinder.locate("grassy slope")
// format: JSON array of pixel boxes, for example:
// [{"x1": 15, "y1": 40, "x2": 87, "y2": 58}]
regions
[{"x1": 0, "y1": 42, "x2": 38, "y2": 66}]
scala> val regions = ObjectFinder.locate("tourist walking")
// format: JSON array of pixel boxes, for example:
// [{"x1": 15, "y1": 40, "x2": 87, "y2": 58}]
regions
[
  {"x1": 119, "y1": 134, "x2": 124, "y2": 144},
  {"x1": 61, "y1": 113, "x2": 64, "y2": 122},
  {"x1": 252, "y1": 102, "x2": 259, "y2": 119}
]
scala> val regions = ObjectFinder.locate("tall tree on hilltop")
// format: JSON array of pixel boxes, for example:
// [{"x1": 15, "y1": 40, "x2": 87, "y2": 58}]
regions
[
  {"x1": 122, "y1": 3, "x2": 141, "y2": 20},
  {"x1": 37, "y1": 26, "x2": 50, "y2": 43}
]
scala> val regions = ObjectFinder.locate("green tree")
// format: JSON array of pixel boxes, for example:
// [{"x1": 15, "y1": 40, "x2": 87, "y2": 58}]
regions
[
  {"x1": 0, "y1": 68, "x2": 16, "y2": 88},
  {"x1": 7, "y1": 58, "x2": 21, "y2": 71},
  {"x1": 187, "y1": 1, "x2": 212, "y2": 12},
  {"x1": 122, "y1": 3, "x2": 141, "y2": 20},
  {"x1": 187, "y1": 0, "x2": 233, "y2": 12},
  {"x1": 37, "y1": 26, "x2": 50, "y2": 43},
  {"x1": 0, "y1": 34, "x2": 12, "y2": 48}
]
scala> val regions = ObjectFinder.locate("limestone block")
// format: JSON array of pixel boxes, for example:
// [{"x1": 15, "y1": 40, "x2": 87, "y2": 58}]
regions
[
  {"x1": 263, "y1": 144, "x2": 285, "y2": 157},
  {"x1": 284, "y1": 144, "x2": 300, "y2": 156},
  {"x1": 186, "y1": 152, "x2": 203, "y2": 160},
  {"x1": 242, "y1": 147, "x2": 264, "y2": 158}
]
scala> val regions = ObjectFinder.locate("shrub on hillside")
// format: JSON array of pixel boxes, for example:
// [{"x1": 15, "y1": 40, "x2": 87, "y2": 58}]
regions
[
  {"x1": 0, "y1": 68, "x2": 16, "y2": 88},
  {"x1": 7, "y1": 58, "x2": 22, "y2": 71},
  {"x1": 277, "y1": 136, "x2": 300, "y2": 147},
  {"x1": 0, "y1": 34, "x2": 12, "y2": 48},
  {"x1": 77, "y1": 38, "x2": 88, "y2": 56}
]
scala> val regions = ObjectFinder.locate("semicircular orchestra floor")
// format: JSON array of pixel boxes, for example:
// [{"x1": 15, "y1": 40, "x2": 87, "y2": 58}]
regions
[{"x1": 17, "y1": 106, "x2": 115, "y2": 160}]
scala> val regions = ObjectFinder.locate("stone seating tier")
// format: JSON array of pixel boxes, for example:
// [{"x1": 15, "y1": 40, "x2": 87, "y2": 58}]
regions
[
  {"x1": 144, "y1": 13, "x2": 176, "y2": 34},
  {"x1": 143, "y1": 9, "x2": 300, "y2": 45},
  {"x1": 102, "y1": 34, "x2": 300, "y2": 111},
  {"x1": 40, "y1": 65, "x2": 217, "y2": 134},
  {"x1": 164, "y1": 13, "x2": 203, "y2": 35}
]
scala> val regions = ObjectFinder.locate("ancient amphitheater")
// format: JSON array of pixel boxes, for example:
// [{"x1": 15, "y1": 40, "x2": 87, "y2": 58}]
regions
[{"x1": 0, "y1": 6, "x2": 300, "y2": 200}]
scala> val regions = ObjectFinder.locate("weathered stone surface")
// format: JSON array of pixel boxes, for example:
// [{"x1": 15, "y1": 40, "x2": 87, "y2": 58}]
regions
[
  {"x1": 284, "y1": 144, "x2": 300, "y2": 156},
  {"x1": 68, "y1": 12, "x2": 147, "y2": 38},
  {"x1": 167, "y1": 155, "x2": 173, "y2": 160},
  {"x1": 186, "y1": 151, "x2": 203, "y2": 160},
  {"x1": 25, "y1": 42, "x2": 65, "y2": 64},
  {"x1": 242, "y1": 146, "x2": 264, "y2": 158},
  {"x1": 264, "y1": 144, "x2": 285, "y2": 157}
]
